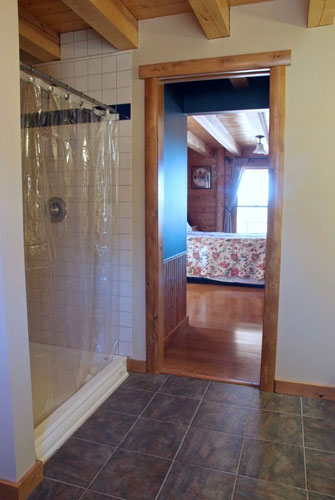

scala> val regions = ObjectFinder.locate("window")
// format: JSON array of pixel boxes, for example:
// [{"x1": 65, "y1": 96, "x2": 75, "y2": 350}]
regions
[{"x1": 237, "y1": 168, "x2": 268, "y2": 234}]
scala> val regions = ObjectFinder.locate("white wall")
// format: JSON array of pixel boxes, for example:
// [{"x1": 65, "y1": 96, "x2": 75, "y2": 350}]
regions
[
  {"x1": 131, "y1": 0, "x2": 335, "y2": 385},
  {"x1": 0, "y1": 0, "x2": 36, "y2": 483}
]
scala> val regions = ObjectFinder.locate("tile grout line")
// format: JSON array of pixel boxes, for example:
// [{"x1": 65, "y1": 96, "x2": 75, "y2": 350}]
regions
[
  {"x1": 307, "y1": 489, "x2": 335, "y2": 498},
  {"x1": 301, "y1": 397, "x2": 309, "y2": 500},
  {"x1": 229, "y1": 389, "x2": 255, "y2": 500},
  {"x1": 234, "y1": 472, "x2": 311, "y2": 494},
  {"x1": 77, "y1": 446, "x2": 120, "y2": 500},
  {"x1": 117, "y1": 376, "x2": 172, "y2": 449},
  {"x1": 77, "y1": 375, "x2": 170, "y2": 500},
  {"x1": 154, "y1": 380, "x2": 212, "y2": 500}
]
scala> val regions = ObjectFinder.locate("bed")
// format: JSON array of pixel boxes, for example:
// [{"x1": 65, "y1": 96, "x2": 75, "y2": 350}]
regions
[{"x1": 187, "y1": 231, "x2": 266, "y2": 286}]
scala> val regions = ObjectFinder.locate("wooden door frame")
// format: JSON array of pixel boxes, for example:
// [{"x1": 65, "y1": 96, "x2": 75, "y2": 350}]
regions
[{"x1": 140, "y1": 50, "x2": 290, "y2": 392}]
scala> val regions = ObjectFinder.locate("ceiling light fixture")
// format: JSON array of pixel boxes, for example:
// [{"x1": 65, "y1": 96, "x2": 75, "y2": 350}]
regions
[{"x1": 253, "y1": 135, "x2": 266, "y2": 155}]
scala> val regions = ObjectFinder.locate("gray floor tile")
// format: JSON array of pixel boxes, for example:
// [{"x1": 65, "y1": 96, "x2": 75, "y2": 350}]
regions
[
  {"x1": 306, "y1": 448, "x2": 335, "y2": 497},
  {"x1": 44, "y1": 438, "x2": 114, "y2": 488},
  {"x1": 193, "y1": 400, "x2": 249, "y2": 435},
  {"x1": 143, "y1": 393, "x2": 199, "y2": 425},
  {"x1": 252, "y1": 391, "x2": 301, "y2": 414},
  {"x1": 303, "y1": 398, "x2": 335, "y2": 420},
  {"x1": 90, "y1": 448, "x2": 171, "y2": 499},
  {"x1": 82, "y1": 492, "x2": 119, "y2": 499},
  {"x1": 74, "y1": 409, "x2": 136, "y2": 446},
  {"x1": 159, "y1": 375, "x2": 208, "y2": 399},
  {"x1": 239, "y1": 438, "x2": 305, "y2": 488},
  {"x1": 308, "y1": 493, "x2": 335, "y2": 500},
  {"x1": 304, "y1": 417, "x2": 335, "y2": 453},
  {"x1": 28, "y1": 478, "x2": 84, "y2": 500},
  {"x1": 246, "y1": 409, "x2": 303, "y2": 445},
  {"x1": 120, "y1": 417, "x2": 188, "y2": 458},
  {"x1": 101, "y1": 387, "x2": 154, "y2": 415},
  {"x1": 121, "y1": 373, "x2": 168, "y2": 392},
  {"x1": 158, "y1": 462, "x2": 235, "y2": 499},
  {"x1": 31, "y1": 375, "x2": 335, "y2": 500},
  {"x1": 177, "y1": 426, "x2": 242, "y2": 473},
  {"x1": 205, "y1": 382, "x2": 254, "y2": 406},
  {"x1": 234, "y1": 476, "x2": 307, "y2": 500}
]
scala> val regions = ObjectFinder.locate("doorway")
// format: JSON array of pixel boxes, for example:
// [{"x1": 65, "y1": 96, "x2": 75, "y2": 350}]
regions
[
  {"x1": 140, "y1": 50, "x2": 290, "y2": 392},
  {"x1": 166, "y1": 104, "x2": 269, "y2": 385}
]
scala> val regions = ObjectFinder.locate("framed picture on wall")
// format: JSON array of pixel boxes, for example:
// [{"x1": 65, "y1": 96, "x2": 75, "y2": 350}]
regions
[{"x1": 191, "y1": 166, "x2": 212, "y2": 189}]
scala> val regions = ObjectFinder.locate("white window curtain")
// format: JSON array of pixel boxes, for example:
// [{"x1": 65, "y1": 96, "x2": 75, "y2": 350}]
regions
[{"x1": 223, "y1": 158, "x2": 248, "y2": 233}]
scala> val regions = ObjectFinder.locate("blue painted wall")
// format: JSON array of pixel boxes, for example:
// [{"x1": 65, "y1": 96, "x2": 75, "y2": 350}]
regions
[{"x1": 163, "y1": 84, "x2": 188, "y2": 260}]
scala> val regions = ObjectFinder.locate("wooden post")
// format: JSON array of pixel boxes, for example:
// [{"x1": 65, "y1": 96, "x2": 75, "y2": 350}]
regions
[
  {"x1": 145, "y1": 78, "x2": 165, "y2": 373},
  {"x1": 260, "y1": 66, "x2": 286, "y2": 392}
]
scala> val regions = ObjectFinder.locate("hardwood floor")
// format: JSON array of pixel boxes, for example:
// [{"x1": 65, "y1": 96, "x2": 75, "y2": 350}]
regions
[{"x1": 164, "y1": 283, "x2": 264, "y2": 385}]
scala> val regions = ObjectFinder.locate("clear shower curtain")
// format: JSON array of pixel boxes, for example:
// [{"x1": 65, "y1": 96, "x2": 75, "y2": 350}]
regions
[{"x1": 21, "y1": 74, "x2": 120, "y2": 426}]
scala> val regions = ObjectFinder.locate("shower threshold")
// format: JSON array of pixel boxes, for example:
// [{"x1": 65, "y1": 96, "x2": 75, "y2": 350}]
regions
[{"x1": 31, "y1": 342, "x2": 128, "y2": 462}]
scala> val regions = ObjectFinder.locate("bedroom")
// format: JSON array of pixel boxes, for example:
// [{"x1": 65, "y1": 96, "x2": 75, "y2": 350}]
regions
[{"x1": 162, "y1": 76, "x2": 270, "y2": 386}]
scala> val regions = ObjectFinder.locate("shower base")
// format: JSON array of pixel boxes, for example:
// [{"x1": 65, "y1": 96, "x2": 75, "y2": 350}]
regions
[{"x1": 30, "y1": 342, "x2": 128, "y2": 462}]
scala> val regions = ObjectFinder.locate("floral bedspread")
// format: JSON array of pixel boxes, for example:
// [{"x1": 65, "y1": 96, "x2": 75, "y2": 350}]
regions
[{"x1": 187, "y1": 231, "x2": 266, "y2": 281}]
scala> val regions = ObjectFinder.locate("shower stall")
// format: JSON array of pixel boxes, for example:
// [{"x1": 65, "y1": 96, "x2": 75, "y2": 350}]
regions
[{"x1": 21, "y1": 69, "x2": 127, "y2": 460}]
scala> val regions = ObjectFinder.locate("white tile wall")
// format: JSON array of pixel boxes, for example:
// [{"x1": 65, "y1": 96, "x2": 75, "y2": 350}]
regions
[
  {"x1": 33, "y1": 29, "x2": 133, "y2": 357},
  {"x1": 37, "y1": 29, "x2": 132, "y2": 106}
]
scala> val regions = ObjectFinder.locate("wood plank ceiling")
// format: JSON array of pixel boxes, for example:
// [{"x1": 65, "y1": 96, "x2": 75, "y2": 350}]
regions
[
  {"x1": 18, "y1": 0, "x2": 333, "y2": 63},
  {"x1": 187, "y1": 109, "x2": 270, "y2": 157}
]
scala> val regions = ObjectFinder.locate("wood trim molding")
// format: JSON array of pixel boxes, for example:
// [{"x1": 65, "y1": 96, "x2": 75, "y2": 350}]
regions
[
  {"x1": 0, "y1": 460, "x2": 43, "y2": 500},
  {"x1": 260, "y1": 66, "x2": 286, "y2": 392},
  {"x1": 163, "y1": 251, "x2": 187, "y2": 263},
  {"x1": 139, "y1": 50, "x2": 291, "y2": 80},
  {"x1": 145, "y1": 77, "x2": 165, "y2": 374},
  {"x1": 275, "y1": 380, "x2": 335, "y2": 401},
  {"x1": 164, "y1": 316, "x2": 189, "y2": 348},
  {"x1": 127, "y1": 359, "x2": 147, "y2": 373}
]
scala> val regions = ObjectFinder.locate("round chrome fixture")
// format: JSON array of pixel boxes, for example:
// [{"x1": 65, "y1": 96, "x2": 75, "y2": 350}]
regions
[{"x1": 48, "y1": 197, "x2": 67, "y2": 223}]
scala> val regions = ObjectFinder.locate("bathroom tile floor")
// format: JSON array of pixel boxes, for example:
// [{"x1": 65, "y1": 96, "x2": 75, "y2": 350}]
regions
[{"x1": 29, "y1": 373, "x2": 335, "y2": 500}]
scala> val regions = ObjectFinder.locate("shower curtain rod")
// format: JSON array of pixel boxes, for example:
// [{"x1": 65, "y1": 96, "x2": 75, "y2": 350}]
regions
[{"x1": 20, "y1": 62, "x2": 117, "y2": 114}]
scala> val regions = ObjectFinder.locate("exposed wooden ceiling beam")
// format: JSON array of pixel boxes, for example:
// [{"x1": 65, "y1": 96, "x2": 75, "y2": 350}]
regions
[
  {"x1": 18, "y1": 6, "x2": 60, "y2": 62},
  {"x1": 121, "y1": 0, "x2": 273, "y2": 20},
  {"x1": 193, "y1": 115, "x2": 241, "y2": 156},
  {"x1": 246, "y1": 111, "x2": 269, "y2": 154},
  {"x1": 307, "y1": 0, "x2": 335, "y2": 27},
  {"x1": 187, "y1": 130, "x2": 211, "y2": 155},
  {"x1": 62, "y1": 0, "x2": 138, "y2": 50},
  {"x1": 188, "y1": 0, "x2": 230, "y2": 38}
]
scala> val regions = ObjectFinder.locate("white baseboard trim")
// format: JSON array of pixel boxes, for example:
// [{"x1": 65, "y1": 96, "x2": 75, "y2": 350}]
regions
[{"x1": 34, "y1": 356, "x2": 128, "y2": 462}]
